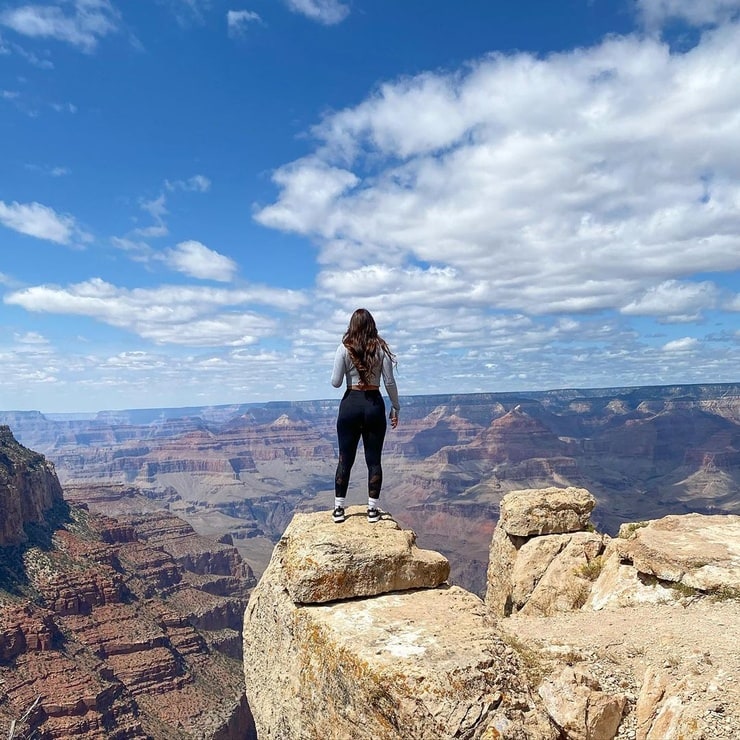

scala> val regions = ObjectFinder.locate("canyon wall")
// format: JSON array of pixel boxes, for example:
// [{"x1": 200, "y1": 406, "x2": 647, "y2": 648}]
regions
[
  {"x1": 0, "y1": 425, "x2": 64, "y2": 547},
  {"x1": 0, "y1": 429, "x2": 256, "y2": 740}
]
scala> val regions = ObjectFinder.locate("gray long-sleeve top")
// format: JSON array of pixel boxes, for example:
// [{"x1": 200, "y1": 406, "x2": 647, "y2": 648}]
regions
[{"x1": 331, "y1": 343, "x2": 400, "y2": 413}]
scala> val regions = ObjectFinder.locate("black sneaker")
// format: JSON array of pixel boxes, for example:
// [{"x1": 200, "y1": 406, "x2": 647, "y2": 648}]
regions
[
  {"x1": 333, "y1": 506, "x2": 345, "y2": 523},
  {"x1": 367, "y1": 507, "x2": 381, "y2": 523}
]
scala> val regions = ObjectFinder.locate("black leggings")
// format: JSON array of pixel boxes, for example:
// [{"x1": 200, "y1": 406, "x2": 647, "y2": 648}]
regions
[{"x1": 335, "y1": 389, "x2": 387, "y2": 500}]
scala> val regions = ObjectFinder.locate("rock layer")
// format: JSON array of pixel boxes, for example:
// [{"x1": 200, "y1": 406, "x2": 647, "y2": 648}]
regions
[
  {"x1": 0, "y1": 430, "x2": 256, "y2": 740},
  {"x1": 0, "y1": 425, "x2": 64, "y2": 546}
]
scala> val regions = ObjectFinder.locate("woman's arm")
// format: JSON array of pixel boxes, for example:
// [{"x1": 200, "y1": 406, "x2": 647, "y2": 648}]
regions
[
  {"x1": 331, "y1": 344, "x2": 346, "y2": 388},
  {"x1": 381, "y1": 352, "x2": 400, "y2": 425}
]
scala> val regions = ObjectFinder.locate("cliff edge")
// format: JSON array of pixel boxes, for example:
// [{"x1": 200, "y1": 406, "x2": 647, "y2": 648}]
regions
[
  {"x1": 0, "y1": 425, "x2": 64, "y2": 547},
  {"x1": 243, "y1": 506, "x2": 556, "y2": 739}
]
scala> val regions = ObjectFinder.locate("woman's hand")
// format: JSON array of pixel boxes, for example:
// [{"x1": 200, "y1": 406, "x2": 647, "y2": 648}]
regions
[{"x1": 389, "y1": 410, "x2": 399, "y2": 429}]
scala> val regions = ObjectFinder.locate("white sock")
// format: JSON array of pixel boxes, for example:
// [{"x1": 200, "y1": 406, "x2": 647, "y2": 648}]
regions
[
  {"x1": 335, "y1": 497, "x2": 346, "y2": 509},
  {"x1": 368, "y1": 497, "x2": 380, "y2": 510}
]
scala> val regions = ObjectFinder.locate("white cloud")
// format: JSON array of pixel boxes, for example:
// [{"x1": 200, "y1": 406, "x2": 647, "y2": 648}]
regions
[
  {"x1": 284, "y1": 0, "x2": 349, "y2": 25},
  {"x1": 255, "y1": 157, "x2": 359, "y2": 234},
  {"x1": 662, "y1": 337, "x2": 700, "y2": 352},
  {"x1": 5, "y1": 38, "x2": 54, "y2": 67},
  {"x1": 110, "y1": 236, "x2": 153, "y2": 261},
  {"x1": 4, "y1": 278, "x2": 309, "y2": 346},
  {"x1": 227, "y1": 9, "x2": 260, "y2": 37},
  {"x1": 140, "y1": 193, "x2": 167, "y2": 220},
  {"x1": 621, "y1": 279, "x2": 719, "y2": 322},
  {"x1": 255, "y1": 25, "x2": 740, "y2": 319},
  {"x1": 14, "y1": 331, "x2": 49, "y2": 345},
  {"x1": 636, "y1": 0, "x2": 740, "y2": 30},
  {"x1": 0, "y1": 200, "x2": 87, "y2": 244},
  {"x1": 165, "y1": 174, "x2": 212, "y2": 192},
  {"x1": 50, "y1": 101, "x2": 76, "y2": 113},
  {"x1": 134, "y1": 193, "x2": 168, "y2": 237},
  {"x1": 0, "y1": 0, "x2": 120, "y2": 52},
  {"x1": 163, "y1": 240, "x2": 238, "y2": 282}
]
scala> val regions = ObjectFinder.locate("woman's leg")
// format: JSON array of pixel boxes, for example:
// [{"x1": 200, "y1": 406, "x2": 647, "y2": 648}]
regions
[
  {"x1": 362, "y1": 392, "x2": 387, "y2": 501},
  {"x1": 335, "y1": 392, "x2": 363, "y2": 498}
]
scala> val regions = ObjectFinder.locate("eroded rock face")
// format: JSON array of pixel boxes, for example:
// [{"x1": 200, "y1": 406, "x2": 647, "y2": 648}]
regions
[
  {"x1": 1, "y1": 498, "x2": 256, "y2": 739},
  {"x1": 485, "y1": 487, "x2": 606, "y2": 617},
  {"x1": 0, "y1": 426, "x2": 64, "y2": 546},
  {"x1": 244, "y1": 508, "x2": 556, "y2": 740},
  {"x1": 616, "y1": 514, "x2": 740, "y2": 591}
]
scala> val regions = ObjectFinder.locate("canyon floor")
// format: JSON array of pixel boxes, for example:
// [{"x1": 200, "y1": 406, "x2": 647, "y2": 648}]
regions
[{"x1": 501, "y1": 597, "x2": 740, "y2": 739}]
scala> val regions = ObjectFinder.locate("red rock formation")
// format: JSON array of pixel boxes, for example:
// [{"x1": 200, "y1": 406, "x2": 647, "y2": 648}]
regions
[
  {"x1": 0, "y1": 431, "x2": 257, "y2": 740},
  {"x1": 0, "y1": 426, "x2": 64, "y2": 546}
]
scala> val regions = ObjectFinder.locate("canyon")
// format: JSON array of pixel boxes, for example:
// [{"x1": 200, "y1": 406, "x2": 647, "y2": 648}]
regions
[
  {"x1": 2, "y1": 379, "x2": 740, "y2": 738},
  {"x1": 2, "y1": 383, "x2": 738, "y2": 596}
]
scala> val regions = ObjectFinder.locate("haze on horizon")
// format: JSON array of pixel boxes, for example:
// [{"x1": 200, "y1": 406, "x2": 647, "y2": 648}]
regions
[{"x1": 1, "y1": 0, "x2": 739, "y2": 414}]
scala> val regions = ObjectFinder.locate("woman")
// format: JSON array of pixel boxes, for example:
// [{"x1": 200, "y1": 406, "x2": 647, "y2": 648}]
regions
[{"x1": 331, "y1": 308, "x2": 400, "y2": 523}]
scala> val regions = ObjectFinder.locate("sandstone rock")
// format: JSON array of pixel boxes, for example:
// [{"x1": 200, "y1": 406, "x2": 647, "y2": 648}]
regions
[
  {"x1": 634, "y1": 665, "x2": 667, "y2": 740},
  {"x1": 485, "y1": 487, "x2": 604, "y2": 617},
  {"x1": 586, "y1": 540, "x2": 676, "y2": 611},
  {"x1": 617, "y1": 513, "x2": 740, "y2": 592},
  {"x1": 244, "y1": 511, "x2": 556, "y2": 740},
  {"x1": 1, "y1": 501, "x2": 255, "y2": 739},
  {"x1": 514, "y1": 532, "x2": 606, "y2": 616},
  {"x1": 0, "y1": 425, "x2": 64, "y2": 546},
  {"x1": 499, "y1": 487, "x2": 596, "y2": 537},
  {"x1": 276, "y1": 506, "x2": 450, "y2": 604},
  {"x1": 538, "y1": 665, "x2": 626, "y2": 740},
  {"x1": 485, "y1": 524, "x2": 520, "y2": 616},
  {"x1": 0, "y1": 605, "x2": 59, "y2": 660},
  {"x1": 635, "y1": 665, "x2": 709, "y2": 740}
]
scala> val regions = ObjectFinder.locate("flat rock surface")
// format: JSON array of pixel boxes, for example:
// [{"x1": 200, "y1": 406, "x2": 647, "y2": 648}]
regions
[
  {"x1": 314, "y1": 585, "x2": 499, "y2": 667},
  {"x1": 502, "y1": 598, "x2": 740, "y2": 739},
  {"x1": 277, "y1": 506, "x2": 450, "y2": 604}
]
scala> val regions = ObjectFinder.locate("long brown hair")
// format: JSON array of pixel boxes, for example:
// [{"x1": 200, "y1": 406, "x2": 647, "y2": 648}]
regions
[{"x1": 342, "y1": 308, "x2": 396, "y2": 385}]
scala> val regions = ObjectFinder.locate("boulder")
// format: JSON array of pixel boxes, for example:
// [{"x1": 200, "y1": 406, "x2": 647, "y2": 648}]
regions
[
  {"x1": 538, "y1": 665, "x2": 626, "y2": 740},
  {"x1": 635, "y1": 665, "x2": 709, "y2": 740},
  {"x1": 498, "y1": 487, "x2": 596, "y2": 537},
  {"x1": 276, "y1": 507, "x2": 450, "y2": 604},
  {"x1": 244, "y1": 510, "x2": 556, "y2": 740}
]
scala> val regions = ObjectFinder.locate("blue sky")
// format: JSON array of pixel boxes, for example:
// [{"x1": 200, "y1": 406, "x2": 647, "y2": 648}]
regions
[{"x1": 1, "y1": 0, "x2": 739, "y2": 413}]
